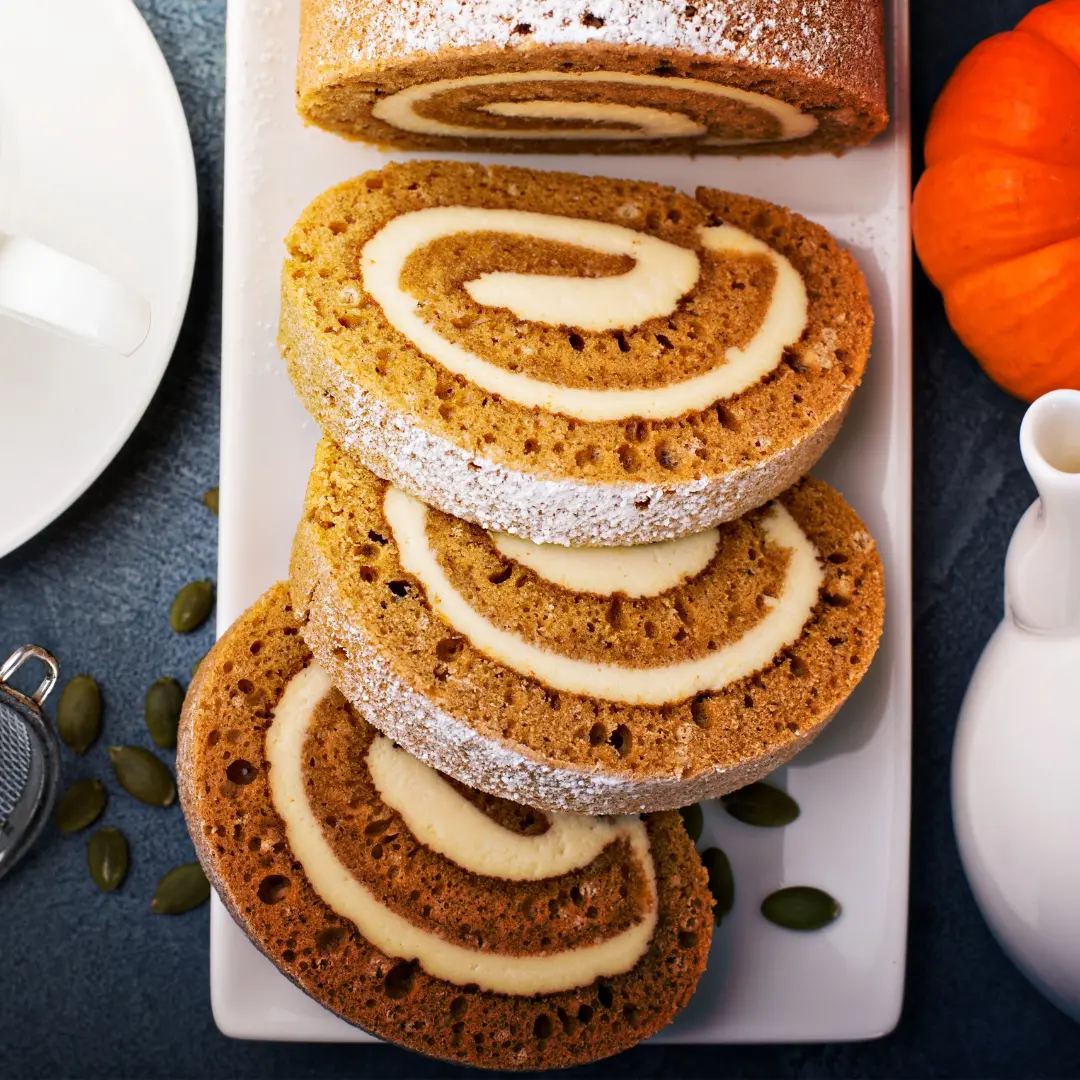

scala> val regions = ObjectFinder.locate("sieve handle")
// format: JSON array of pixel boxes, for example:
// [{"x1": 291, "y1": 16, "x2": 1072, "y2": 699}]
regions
[{"x1": 0, "y1": 645, "x2": 60, "y2": 707}]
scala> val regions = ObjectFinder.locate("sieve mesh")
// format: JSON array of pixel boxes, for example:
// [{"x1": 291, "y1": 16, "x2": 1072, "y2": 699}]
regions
[
  {"x1": 0, "y1": 645, "x2": 61, "y2": 879},
  {"x1": 0, "y1": 698, "x2": 33, "y2": 826}
]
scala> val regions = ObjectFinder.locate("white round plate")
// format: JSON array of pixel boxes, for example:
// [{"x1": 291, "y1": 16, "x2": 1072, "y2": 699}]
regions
[{"x1": 0, "y1": 0, "x2": 197, "y2": 558}]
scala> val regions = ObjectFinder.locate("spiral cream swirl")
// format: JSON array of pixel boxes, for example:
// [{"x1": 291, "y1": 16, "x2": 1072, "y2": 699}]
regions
[
  {"x1": 265, "y1": 664, "x2": 657, "y2": 995},
  {"x1": 382, "y1": 487, "x2": 825, "y2": 705},
  {"x1": 360, "y1": 207, "x2": 809, "y2": 421},
  {"x1": 372, "y1": 70, "x2": 819, "y2": 144}
]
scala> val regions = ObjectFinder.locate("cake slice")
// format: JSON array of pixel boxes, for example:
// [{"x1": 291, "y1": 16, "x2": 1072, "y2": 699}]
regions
[
  {"x1": 297, "y1": 0, "x2": 888, "y2": 154},
  {"x1": 281, "y1": 160, "x2": 873, "y2": 546},
  {"x1": 178, "y1": 583, "x2": 712, "y2": 1070},
  {"x1": 290, "y1": 440, "x2": 886, "y2": 815}
]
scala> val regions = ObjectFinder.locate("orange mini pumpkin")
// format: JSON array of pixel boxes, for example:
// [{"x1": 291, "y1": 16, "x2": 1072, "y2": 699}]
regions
[{"x1": 912, "y1": 0, "x2": 1080, "y2": 401}]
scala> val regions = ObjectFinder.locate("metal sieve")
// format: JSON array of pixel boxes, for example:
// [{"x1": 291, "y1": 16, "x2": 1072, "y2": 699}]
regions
[{"x1": 0, "y1": 645, "x2": 60, "y2": 881}]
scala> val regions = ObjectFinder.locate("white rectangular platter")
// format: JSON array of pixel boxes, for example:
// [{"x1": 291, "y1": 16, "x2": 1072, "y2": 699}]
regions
[{"x1": 215, "y1": 0, "x2": 911, "y2": 1045}]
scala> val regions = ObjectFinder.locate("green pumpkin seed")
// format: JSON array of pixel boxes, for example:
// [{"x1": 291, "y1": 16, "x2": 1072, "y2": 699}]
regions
[
  {"x1": 56, "y1": 675, "x2": 102, "y2": 755},
  {"x1": 678, "y1": 802, "x2": 704, "y2": 843},
  {"x1": 761, "y1": 886, "x2": 841, "y2": 931},
  {"x1": 720, "y1": 782, "x2": 800, "y2": 827},
  {"x1": 87, "y1": 827, "x2": 128, "y2": 892},
  {"x1": 108, "y1": 746, "x2": 176, "y2": 807},
  {"x1": 54, "y1": 779, "x2": 108, "y2": 834},
  {"x1": 701, "y1": 847, "x2": 734, "y2": 924},
  {"x1": 145, "y1": 678, "x2": 184, "y2": 749},
  {"x1": 170, "y1": 579, "x2": 214, "y2": 634},
  {"x1": 191, "y1": 653, "x2": 205, "y2": 679},
  {"x1": 151, "y1": 862, "x2": 210, "y2": 914},
  {"x1": 202, "y1": 487, "x2": 219, "y2": 516}
]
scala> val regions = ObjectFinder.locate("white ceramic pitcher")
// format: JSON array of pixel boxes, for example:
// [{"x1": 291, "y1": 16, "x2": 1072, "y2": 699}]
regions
[{"x1": 953, "y1": 388, "x2": 1080, "y2": 1022}]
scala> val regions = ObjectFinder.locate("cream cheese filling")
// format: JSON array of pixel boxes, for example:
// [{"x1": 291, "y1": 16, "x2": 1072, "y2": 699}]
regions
[
  {"x1": 483, "y1": 98, "x2": 705, "y2": 137},
  {"x1": 490, "y1": 527, "x2": 720, "y2": 597},
  {"x1": 363, "y1": 205, "x2": 700, "y2": 335},
  {"x1": 265, "y1": 664, "x2": 657, "y2": 994},
  {"x1": 367, "y1": 734, "x2": 643, "y2": 880},
  {"x1": 383, "y1": 487, "x2": 825, "y2": 706},
  {"x1": 371, "y1": 70, "x2": 819, "y2": 144},
  {"x1": 360, "y1": 210, "x2": 808, "y2": 422}
]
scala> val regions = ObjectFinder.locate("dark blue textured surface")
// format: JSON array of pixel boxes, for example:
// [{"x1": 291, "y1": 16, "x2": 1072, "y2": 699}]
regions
[{"x1": 2, "y1": 1, "x2": 1079, "y2": 1076}]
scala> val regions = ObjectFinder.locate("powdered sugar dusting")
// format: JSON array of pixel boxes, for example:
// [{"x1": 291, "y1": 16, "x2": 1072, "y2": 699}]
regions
[
  {"x1": 286, "y1": 322, "x2": 846, "y2": 545},
  {"x1": 315, "y1": 0, "x2": 869, "y2": 81}
]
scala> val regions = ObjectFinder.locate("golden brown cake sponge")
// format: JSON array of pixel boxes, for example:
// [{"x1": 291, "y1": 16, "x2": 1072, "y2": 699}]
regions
[
  {"x1": 297, "y1": 0, "x2": 887, "y2": 155},
  {"x1": 178, "y1": 583, "x2": 712, "y2": 1070},
  {"x1": 281, "y1": 160, "x2": 873, "y2": 546},
  {"x1": 290, "y1": 441, "x2": 886, "y2": 814}
]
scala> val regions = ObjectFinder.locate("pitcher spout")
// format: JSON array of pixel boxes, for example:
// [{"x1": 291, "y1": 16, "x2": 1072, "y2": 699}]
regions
[{"x1": 1005, "y1": 390, "x2": 1080, "y2": 635}]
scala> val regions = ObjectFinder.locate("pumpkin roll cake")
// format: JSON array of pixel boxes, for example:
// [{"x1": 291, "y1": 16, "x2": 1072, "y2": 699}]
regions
[
  {"x1": 289, "y1": 440, "x2": 886, "y2": 815},
  {"x1": 281, "y1": 161, "x2": 873, "y2": 546},
  {"x1": 297, "y1": 0, "x2": 888, "y2": 155},
  {"x1": 178, "y1": 583, "x2": 711, "y2": 1070}
]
